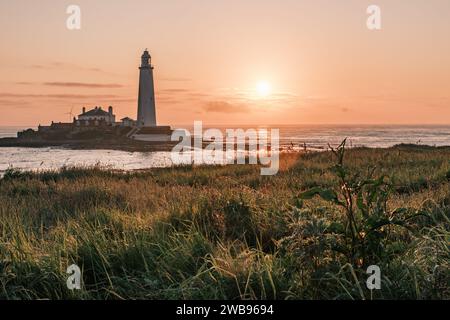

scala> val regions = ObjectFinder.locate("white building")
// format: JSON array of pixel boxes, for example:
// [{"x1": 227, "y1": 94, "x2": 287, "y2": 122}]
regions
[
  {"x1": 76, "y1": 106, "x2": 116, "y2": 126},
  {"x1": 120, "y1": 117, "x2": 136, "y2": 127}
]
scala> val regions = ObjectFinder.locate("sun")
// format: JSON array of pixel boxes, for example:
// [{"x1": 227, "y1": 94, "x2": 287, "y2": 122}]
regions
[{"x1": 256, "y1": 81, "x2": 271, "y2": 97}]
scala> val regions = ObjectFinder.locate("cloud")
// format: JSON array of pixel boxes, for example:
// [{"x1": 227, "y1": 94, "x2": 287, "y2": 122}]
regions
[
  {"x1": 156, "y1": 89, "x2": 212, "y2": 102},
  {"x1": 158, "y1": 77, "x2": 192, "y2": 82},
  {"x1": 16, "y1": 81, "x2": 124, "y2": 88},
  {"x1": 0, "y1": 99, "x2": 32, "y2": 108},
  {"x1": 29, "y1": 65, "x2": 48, "y2": 69},
  {"x1": 107, "y1": 98, "x2": 136, "y2": 103},
  {"x1": 159, "y1": 88, "x2": 191, "y2": 93},
  {"x1": 187, "y1": 92, "x2": 211, "y2": 98},
  {"x1": 43, "y1": 82, "x2": 124, "y2": 88},
  {"x1": 0, "y1": 93, "x2": 120, "y2": 99},
  {"x1": 156, "y1": 96, "x2": 185, "y2": 104},
  {"x1": 27, "y1": 62, "x2": 114, "y2": 75},
  {"x1": 203, "y1": 101, "x2": 249, "y2": 113}
]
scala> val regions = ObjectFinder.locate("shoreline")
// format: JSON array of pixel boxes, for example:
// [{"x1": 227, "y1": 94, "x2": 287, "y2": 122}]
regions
[
  {"x1": 0, "y1": 137, "x2": 181, "y2": 152},
  {"x1": 2, "y1": 144, "x2": 450, "y2": 178},
  {"x1": 1, "y1": 136, "x2": 450, "y2": 153}
]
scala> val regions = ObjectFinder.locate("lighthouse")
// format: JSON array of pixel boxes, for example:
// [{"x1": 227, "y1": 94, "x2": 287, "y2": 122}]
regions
[
  {"x1": 137, "y1": 49, "x2": 157, "y2": 127},
  {"x1": 132, "y1": 49, "x2": 172, "y2": 141}
]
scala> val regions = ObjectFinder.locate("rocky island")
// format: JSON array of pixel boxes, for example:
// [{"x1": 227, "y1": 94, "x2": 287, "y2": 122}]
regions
[{"x1": 0, "y1": 50, "x2": 177, "y2": 152}]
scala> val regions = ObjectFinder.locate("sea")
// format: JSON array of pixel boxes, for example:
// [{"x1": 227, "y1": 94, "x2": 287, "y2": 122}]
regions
[{"x1": 1, "y1": 125, "x2": 450, "y2": 175}]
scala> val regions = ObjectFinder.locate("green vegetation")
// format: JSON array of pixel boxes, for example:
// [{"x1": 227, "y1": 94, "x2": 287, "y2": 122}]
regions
[{"x1": 0, "y1": 144, "x2": 449, "y2": 299}]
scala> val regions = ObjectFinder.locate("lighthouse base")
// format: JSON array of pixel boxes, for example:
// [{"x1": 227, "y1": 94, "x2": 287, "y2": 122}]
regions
[{"x1": 131, "y1": 126, "x2": 173, "y2": 142}]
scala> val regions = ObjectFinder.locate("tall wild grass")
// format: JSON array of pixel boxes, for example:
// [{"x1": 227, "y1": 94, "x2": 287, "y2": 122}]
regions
[{"x1": 0, "y1": 144, "x2": 448, "y2": 299}]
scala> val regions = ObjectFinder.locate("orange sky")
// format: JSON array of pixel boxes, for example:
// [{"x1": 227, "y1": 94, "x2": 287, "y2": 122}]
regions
[{"x1": 1, "y1": 0, "x2": 450, "y2": 126}]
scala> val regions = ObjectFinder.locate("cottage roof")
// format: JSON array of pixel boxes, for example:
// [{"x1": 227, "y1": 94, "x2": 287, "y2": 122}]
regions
[{"x1": 79, "y1": 107, "x2": 110, "y2": 117}]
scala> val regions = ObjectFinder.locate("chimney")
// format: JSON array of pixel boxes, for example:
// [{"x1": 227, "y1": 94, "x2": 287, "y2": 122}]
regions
[
  {"x1": 82, "y1": 107, "x2": 86, "y2": 113},
  {"x1": 108, "y1": 106, "x2": 113, "y2": 114}
]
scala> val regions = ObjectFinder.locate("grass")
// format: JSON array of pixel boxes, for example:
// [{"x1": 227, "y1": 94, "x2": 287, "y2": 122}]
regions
[{"x1": 0, "y1": 144, "x2": 449, "y2": 299}]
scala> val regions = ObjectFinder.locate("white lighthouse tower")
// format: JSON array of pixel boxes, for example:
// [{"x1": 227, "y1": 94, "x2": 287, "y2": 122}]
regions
[
  {"x1": 132, "y1": 50, "x2": 172, "y2": 141},
  {"x1": 137, "y1": 49, "x2": 157, "y2": 127}
]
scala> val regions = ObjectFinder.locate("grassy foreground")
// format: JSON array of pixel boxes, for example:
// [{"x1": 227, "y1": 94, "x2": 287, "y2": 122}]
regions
[{"x1": 0, "y1": 145, "x2": 449, "y2": 299}]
